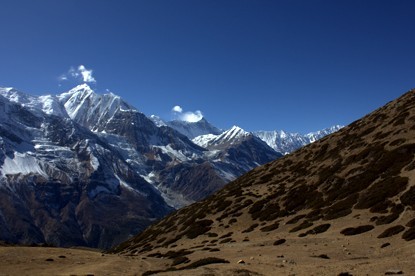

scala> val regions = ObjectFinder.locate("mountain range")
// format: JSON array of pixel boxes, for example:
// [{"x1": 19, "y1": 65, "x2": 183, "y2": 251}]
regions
[{"x1": 0, "y1": 84, "x2": 339, "y2": 248}]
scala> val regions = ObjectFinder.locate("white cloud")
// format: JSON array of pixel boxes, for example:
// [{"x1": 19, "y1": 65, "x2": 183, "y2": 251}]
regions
[
  {"x1": 172, "y1": 105, "x2": 203, "y2": 122},
  {"x1": 59, "y1": 65, "x2": 96, "y2": 84},
  {"x1": 172, "y1": 105, "x2": 183, "y2": 113},
  {"x1": 78, "y1": 65, "x2": 96, "y2": 83},
  {"x1": 181, "y1": 110, "x2": 203, "y2": 122}
]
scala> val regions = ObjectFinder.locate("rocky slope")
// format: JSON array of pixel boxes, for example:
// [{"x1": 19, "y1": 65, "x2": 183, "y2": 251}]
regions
[{"x1": 111, "y1": 88, "x2": 415, "y2": 275}]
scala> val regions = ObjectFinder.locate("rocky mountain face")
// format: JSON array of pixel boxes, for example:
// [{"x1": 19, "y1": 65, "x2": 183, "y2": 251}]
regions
[
  {"x1": 111, "y1": 89, "x2": 415, "y2": 275},
  {"x1": 0, "y1": 85, "x2": 281, "y2": 248},
  {"x1": 254, "y1": 125, "x2": 343, "y2": 154},
  {"x1": 0, "y1": 87, "x2": 173, "y2": 249},
  {"x1": 192, "y1": 126, "x2": 282, "y2": 177}
]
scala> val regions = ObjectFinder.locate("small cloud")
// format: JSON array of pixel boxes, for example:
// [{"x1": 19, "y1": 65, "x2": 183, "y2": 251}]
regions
[
  {"x1": 59, "y1": 75, "x2": 68, "y2": 81},
  {"x1": 172, "y1": 105, "x2": 183, "y2": 113},
  {"x1": 78, "y1": 65, "x2": 96, "y2": 83},
  {"x1": 172, "y1": 105, "x2": 203, "y2": 122},
  {"x1": 181, "y1": 110, "x2": 203, "y2": 122},
  {"x1": 59, "y1": 65, "x2": 96, "y2": 84}
]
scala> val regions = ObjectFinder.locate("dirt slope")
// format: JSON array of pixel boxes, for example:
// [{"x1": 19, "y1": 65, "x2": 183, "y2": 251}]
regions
[{"x1": 110, "y1": 89, "x2": 415, "y2": 275}]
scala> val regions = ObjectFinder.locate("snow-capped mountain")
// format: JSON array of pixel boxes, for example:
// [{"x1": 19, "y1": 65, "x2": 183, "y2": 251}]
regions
[
  {"x1": 0, "y1": 85, "x2": 281, "y2": 248},
  {"x1": 254, "y1": 125, "x2": 343, "y2": 154},
  {"x1": 0, "y1": 87, "x2": 173, "y2": 248},
  {"x1": 192, "y1": 125, "x2": 282, "y2": 183},
  {"x1": 193, "y1": 125, "x2": 250, "y2": 148},
  {"x1": 305, "y1": 125, "x2": 344, "y2": 142},
  {"x1": 166, "y1": 117, "x2": 222, "y2": 139}
]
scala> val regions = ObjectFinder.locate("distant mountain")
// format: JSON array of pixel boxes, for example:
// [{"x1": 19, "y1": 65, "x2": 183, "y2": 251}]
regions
[
  {"x1": 166, "y1": 117, "x2": 222, "y2": 139},
  {"x1": 0, "y1": 84, "x2": 281, "y2": 248},
  {"x1": 254, "y1": 125, "x2": 343, "y2": 154},
  {"x1": 111, "y1": 88, "x2": 415, "y2": 275},
  {"x1": 193, "y1": 125, "x2": 283, "y2": 181}
]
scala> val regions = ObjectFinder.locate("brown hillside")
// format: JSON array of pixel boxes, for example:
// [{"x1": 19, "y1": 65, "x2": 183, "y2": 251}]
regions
[{"x1": 110, "y1": 89, "x2": 415, "y2": 275}]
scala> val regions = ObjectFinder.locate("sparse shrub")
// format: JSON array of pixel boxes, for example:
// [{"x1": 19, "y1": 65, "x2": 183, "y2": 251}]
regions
[
  {"x1": 142, "y1": 269, "x2": 170, "y2": 276},
  {"x1": 164, "y1": 249, "x2": 194, "y2": 259},
  {"x1": 273, "y1": 239, "x2": 286, "y2": 246},
  {"x1": 406, "y1": 218, "x2": 415, "y2": 227},
  {"x1": 172, "y1": 256, "x2": 190, "y2": 266},
  {"x1": 229, "y1": 218, "x2": 237, "y2": 224},
  {"x1": 390, "y1": 138, "x2": 406, "y2": 147},
  {"x1": 219, "y1": 232, "x2": 233, "y2": 239},
  {"x1": 323, "y1": 193, "x2": 358, "y2": 220},
  {"x1": 259, "y1": 173, "x2": 274, "y2": 183},
  {"x1": 215, "y1": 200, "x2": 233, "y2": 212},
  {"x1": 143, "y1": 257, "x2": 229, "y2": 274},
  {"x1": 314, "y1": 254, "x2": 330, "y2": 259},
  {"x1": 402, "y1": 227, "x2": 415, "y2": 241},
  {"x1": 340, "y1": 225, "x2": 374, "y2": 236},
  {"x1": 376, "y1": 213, "x2": 400, "y2": 225},
  {"x1": 400, "y1": 186, "x2": 415, "y2": 208},
  {"x1": 248, "y1": 199, "x2": 267, "y2": 219},
  {"x1": 182, "y1": 257, "x2": 229, "y2": 269},
  {"x1": 356, "y1": 177, "x2": 408, "y2": 209},
  {"x1": 156, "y1": 237, "x2": 166, "y2": 244},
  {"x1": 185, "y1": 219, "x2": 213, "y2": 239},
  {"x1": 307, "y1": 224, "x2": 331, "y2": 235},
  {"x1": 284, "y1": 185, "x2": 317, "y2": 212},
  {"x1": 286, "y1": 214, "x2": 306, "y2": 224},
  {"x1": 306, "y1": 209, "x2": 324, "y2": 221},
  {"x1": 258, "y1": 202, "x2": 281, "y2": 221},
  {"x1": 391, "y1": 111, "x2": 409, "y2": 126},
  {"x1": 404, "y1": 161, "x2": 415, "y2": 171},
  {"x1": 381, "y1": 242, "x2": 391, "y2": 248},
  {"x1": 219, "y1": 238, "x2": 233, "y2": 244},
  {"x1": 377, "y1": 225, "x2": 405, "y2": 238},
  {"x1": 242, "y1": 223, "x2": 259, "y2": 233},
  {"x1": 289, "y1": 220, "x2": 313, "y2": 233},
  {"x1": 370, "y1": 200, "x2": 391, "y2": 213},
  {"x1": 370, "y1": 216, "x2": 378, "y2": 222},
  {"x1": 260, "y1": 222, "x2": 279, "y2": 232},
  {"x1": 231, "y1": 212, "x2": 243, "y2": 217},
  {"x1": 147, "y1": 252, "x2": 163, "y2": 258}
]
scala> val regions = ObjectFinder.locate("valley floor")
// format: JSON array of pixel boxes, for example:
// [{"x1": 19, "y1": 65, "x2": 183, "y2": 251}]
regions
[{"x1": 1, "y1": 232, "x2": 414, "y2": 276}]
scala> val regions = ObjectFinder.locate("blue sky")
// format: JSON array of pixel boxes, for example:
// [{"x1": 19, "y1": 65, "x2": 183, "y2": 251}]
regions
[{"x1": 1, "y1": 0, "x2": 414, "y2": 133}]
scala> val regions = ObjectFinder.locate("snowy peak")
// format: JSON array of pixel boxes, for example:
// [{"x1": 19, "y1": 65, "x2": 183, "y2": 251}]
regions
[
  {"x1": 166, "y1": 117, "x2": 222, "y2": 139},
  {"x1": 58, "y1": 85, "x2": 137, "y2": 132},
  {"x1": 57, "y1": 83, "x2": 94, "y2": 104},
  {"x1": 306, "y1": 125, "x2": 343, "y2": 143},
  {"x1": 254, "y1": 125, "x2": 343, "y2": 154},
  {"x1": 0, "y1": 87, "x2": 68, "y2": 117},
  {"x1": 218, "y1": 125, "x2": 249, "y2": 142},
  {"x1": 192, "y1": 125, "x2": 251, "y2": 148}
]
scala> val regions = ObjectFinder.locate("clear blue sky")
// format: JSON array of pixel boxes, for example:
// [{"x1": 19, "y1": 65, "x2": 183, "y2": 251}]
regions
[{"x1": 1, "y1": 0, "x2": 414, "y2": 133}]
